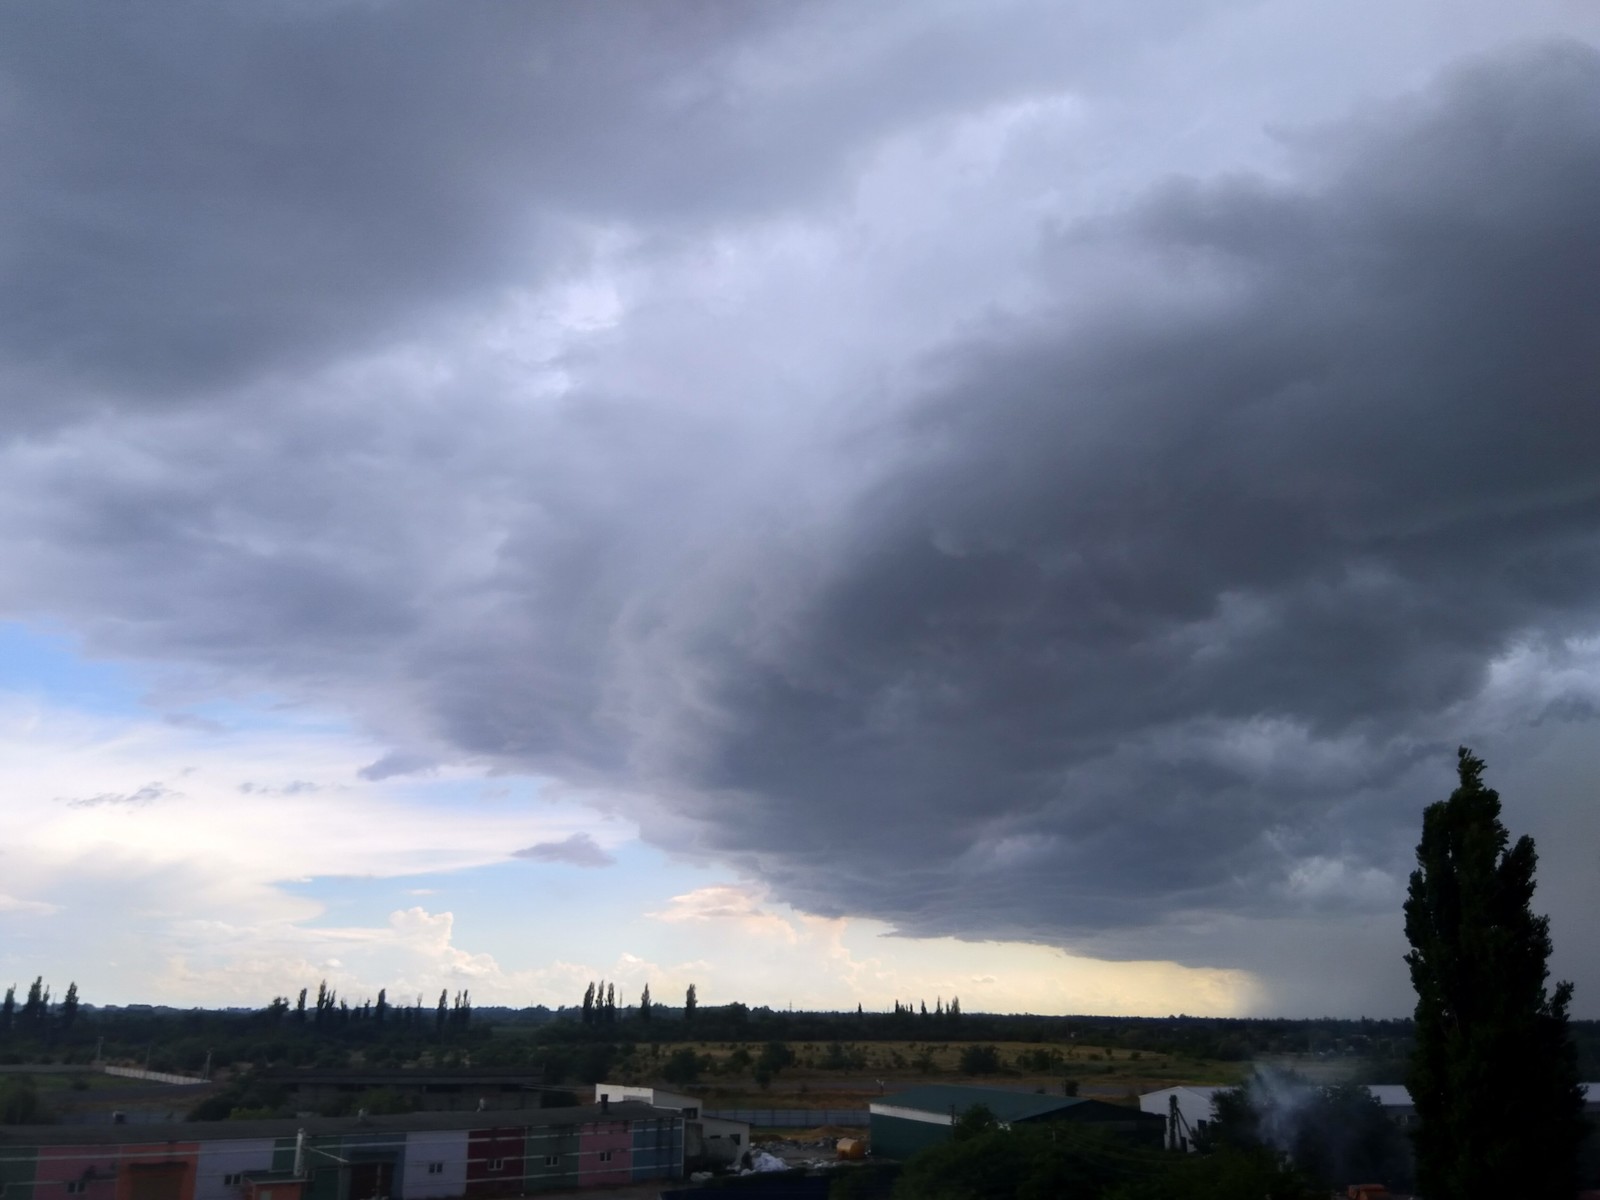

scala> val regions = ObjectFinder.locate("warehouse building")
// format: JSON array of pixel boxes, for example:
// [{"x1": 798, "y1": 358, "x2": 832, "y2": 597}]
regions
[
  {"x1": 0, "y1": 1100, "x2": 683, "y2": 1199},
  {"x1": 868, "y1": 1085, "x2": 1164, "y2": 1160}
]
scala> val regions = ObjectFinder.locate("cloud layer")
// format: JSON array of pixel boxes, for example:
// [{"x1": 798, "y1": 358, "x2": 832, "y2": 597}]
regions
[{"x1": 2, "y1": 2, "x2": 1599, "y2": 1012}]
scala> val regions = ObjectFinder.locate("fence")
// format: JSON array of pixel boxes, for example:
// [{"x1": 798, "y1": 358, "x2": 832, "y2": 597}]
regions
[
  {"x1": 706, "y1": 1108, "x2": 869, "y2": 1127},
  {"x1": 101, "y1": 1065, "x2": 208, "y2": 1086}
]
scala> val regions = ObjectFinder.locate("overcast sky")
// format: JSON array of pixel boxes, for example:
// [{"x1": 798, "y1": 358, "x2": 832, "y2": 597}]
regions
[{"x1": 3, "y1": 0, "x2": 1599, "y2": 1019}]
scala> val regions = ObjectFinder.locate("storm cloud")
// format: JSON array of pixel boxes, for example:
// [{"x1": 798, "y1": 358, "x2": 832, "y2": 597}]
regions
[{"x1": 2, "y1": 1, "x2": 1599, "y2": 1011}]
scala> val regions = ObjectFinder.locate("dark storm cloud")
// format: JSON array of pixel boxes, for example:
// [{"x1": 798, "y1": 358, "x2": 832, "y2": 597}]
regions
[
  {"x1": 0, "y1": 0, "x2": 1190, "y2": 415},
  {"x1": 644, "y1": 42, "x2": 1600, "y2": 946}
]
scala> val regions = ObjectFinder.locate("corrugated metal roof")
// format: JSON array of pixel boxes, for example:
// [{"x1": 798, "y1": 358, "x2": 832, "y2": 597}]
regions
[{"x1": 873, "y1": 1085, "x2": 1088, "y2": 1124}]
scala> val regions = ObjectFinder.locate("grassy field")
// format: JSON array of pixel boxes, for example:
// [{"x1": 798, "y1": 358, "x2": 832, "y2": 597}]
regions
[
  {"x1": 0, "y1": 1069, "x2": 138, "y2": 1094},
  {"x1": 597, "y1": 1039, "x2": 1250, "y2": 1108}
]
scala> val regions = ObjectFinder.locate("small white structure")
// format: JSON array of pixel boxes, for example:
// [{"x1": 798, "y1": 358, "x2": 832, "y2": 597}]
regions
[
  {"x1": 595, "y1": 1084, "x2": 750, "y2": 1167},
  {"x1": 594, "y1": 1084, "x2": 702, "y2": 1118}
]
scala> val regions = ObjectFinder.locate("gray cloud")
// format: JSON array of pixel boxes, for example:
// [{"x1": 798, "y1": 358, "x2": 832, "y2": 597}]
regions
[
  {"x1": 0, "y1": 0, "x2": 1208, "y2": 422},
  {"x1": 1, "y1": 3, "x2": 1598, "y2": 1013},
  {"x1": 358, "y1": 752, "x2": 438, "y2": 783},
  {"x1": 238, "y1": 780, "x2": 320, "y2": 796},
  {"x1": 656, "y1": 43, "x2": 1600, "y2": 970},
  {"x1": 63, "y1": 783, "x2": 176, "y2": 810},
  {"x1": 512, "y1": 833, "x2": 616, "y2": 869}
]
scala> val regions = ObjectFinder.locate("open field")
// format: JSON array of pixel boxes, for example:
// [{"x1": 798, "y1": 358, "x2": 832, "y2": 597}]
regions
[
  {"x1": 595, "y1": 1039, "x2": 1251, "y2": 1108},
  {"x1": 0, "y1": 1067, "x2": 145, "y2": 1094}
]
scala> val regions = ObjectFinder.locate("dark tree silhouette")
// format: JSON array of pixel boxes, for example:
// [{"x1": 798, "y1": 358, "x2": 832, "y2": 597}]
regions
[
  {"x1": 59, "y1": 982, "x2": 79, "y2": 1031},
  {"x1": 1404, "y1": 747, "x2": 1585, "y2": 1199}
]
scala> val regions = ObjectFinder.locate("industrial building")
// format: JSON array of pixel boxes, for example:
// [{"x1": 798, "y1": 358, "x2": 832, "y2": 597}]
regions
[
  {"x1": 593, "y1": 1085, "x2": 750, "y2": 1168},
  {"x1": 868, "y1": 1084, "x2": 1164, "y2": 1160},
  {"x1": 0, "y1": 1100, "x2": 683, "y2": 1200}
]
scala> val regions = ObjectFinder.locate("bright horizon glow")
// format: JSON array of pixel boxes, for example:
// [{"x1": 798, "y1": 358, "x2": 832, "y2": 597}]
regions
[{"x1": 0, "y1": 623, "x2": 1260, "y2": 1018}]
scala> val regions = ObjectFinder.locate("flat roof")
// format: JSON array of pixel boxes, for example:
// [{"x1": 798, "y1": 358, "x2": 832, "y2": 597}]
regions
[
  {"x1": 0, "y1": 1101, "x2": 672, "y2": 1146},
  {"x1": 873, "y1": 1085, "x2": 1092, "y2": 1124}
]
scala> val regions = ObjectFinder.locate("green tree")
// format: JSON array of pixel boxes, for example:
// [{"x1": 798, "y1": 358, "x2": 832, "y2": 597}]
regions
[
  {"x1": 757, "y1": 1039, "x2": 795, "y2": 1081},
  {"x1": 1196, "y1": 1073, "x2": 1410, "y2": 1191},
  {"x1": 60, "y1": 982, "x2": 79, "y2": 1031},
  {"x1": 639, "y1": 983, "x2": 651, "y2": 1021},
  {"x1": 661, "y1": 1047, "x2": 703, "y2": 1086},
  {"x1": 1403, "y1": 747, "x2": 1585, "y2": 1199},
  {"x1": 0, "y1": 1076, "x2": 50, "y2": 1125},
  {"x1": 958, "y1": 1044, "x2": 1001, "y2": 1075},
  {"x1": 685, "y1": 982, "x2": 697, "y2": 1022},
  {"x1": 952, "y1": 1103, "x2": 999, "y2": 1142},
  {"x1": 21, "y1": 977, "x2": 45, "y2": 1030}
]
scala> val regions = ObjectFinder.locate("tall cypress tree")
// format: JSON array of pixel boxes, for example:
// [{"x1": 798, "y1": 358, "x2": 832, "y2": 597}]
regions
[
  {"x1": 1404, "y1": 748, "x2": 1584, "y2": 1199},
  {"x1": 60, "y1": 983, "x2": 79, "y2": 1031}
]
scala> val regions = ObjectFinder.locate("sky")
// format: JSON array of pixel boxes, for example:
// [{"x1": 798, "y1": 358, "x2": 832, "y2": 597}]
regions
[{"x1": 2, "y1": 1, "x2": 1599, "y2": 1020}]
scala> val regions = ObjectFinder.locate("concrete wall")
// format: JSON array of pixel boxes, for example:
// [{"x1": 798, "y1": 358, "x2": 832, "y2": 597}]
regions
[
  {"x1": 398, "y1": 1128, "x2": 466, "y2": 1200},
  {"x1": 34, "y1": 1144, "x2": 121, "y2": 1200},
  {"x1": 522, "y1": 1121, "x2": 581, "y2": 1193},
  {"x1": 629, "y1": 1116, "x2": 682, "y2": 1184},
  {"x1": 577, "y1": 1120, "x2": 631, "y2": 1188},
  {"x1": 194, "y1": 1139, "x2": 274, "y2": 1200}
]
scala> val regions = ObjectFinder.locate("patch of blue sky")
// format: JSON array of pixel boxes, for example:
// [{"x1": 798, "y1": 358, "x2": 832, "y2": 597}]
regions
[
  {"x1": 160, "y1": 693, "x2": 361, "y2": 737},
  {"x1": 279, "y1": 841, "x2": 726, "y2": 971},
  {"x1": 0, "y1": 619, "x2": 149, "y2": 714},
  {"x1": 0, "y1": 619, "x2": 357, "y2": 741}
]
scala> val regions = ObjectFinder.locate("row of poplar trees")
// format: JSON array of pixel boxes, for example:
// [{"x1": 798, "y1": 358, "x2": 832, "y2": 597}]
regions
[
  {"x1": 0, "y1": 979, "x2": 80, "y2": 1035},
  {"x1": 579, "y1": 980, "x2": 697, "y2": 1025}
]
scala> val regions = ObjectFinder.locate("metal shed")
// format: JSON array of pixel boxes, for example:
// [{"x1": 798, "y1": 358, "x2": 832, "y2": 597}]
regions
[{"x1": 868, "y1": 1085, "x2": 1164, "y2": 1160}]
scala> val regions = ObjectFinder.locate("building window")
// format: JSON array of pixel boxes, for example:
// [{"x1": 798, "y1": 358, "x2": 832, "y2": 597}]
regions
[
  {"x1": 223, "y1": 1175, "x2": 244, "y2": 1188},
  {"x1": 425, "y1": 1163, "x2": 443, "y2": 1176},
  {"x1": 487, "y1": 1159, "x2": 503, "y2": 1173},
  {"x1": 683, "y1": 1107, "x2": 698, "y2": 1119},
  {"x1": 598, "y1": 1152, "x2": 612, "y2": 1164},
  {"x1": 730, "y1": 1135, "x2": 741, "y2": 1146},
  {"x1": 543, "y1": 1157, "x2": 558, "y2": 1168},
  {"x1": 65, "y1": 1186, "x2": 87, "y2": 1196}
]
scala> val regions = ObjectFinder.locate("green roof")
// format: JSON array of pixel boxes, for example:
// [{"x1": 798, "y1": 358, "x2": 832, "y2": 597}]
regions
[{"x1": 875, "y1": 1085, "x2": 1088, "y2": 1124}]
